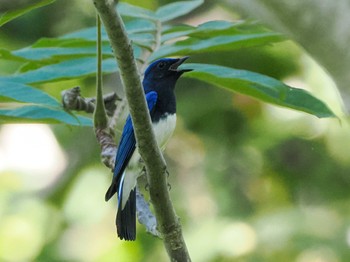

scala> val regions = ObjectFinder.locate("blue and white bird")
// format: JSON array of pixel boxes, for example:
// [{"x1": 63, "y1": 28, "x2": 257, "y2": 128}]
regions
[{"x1": 105, "y1": 57, "x2": 192, "y2": 240}]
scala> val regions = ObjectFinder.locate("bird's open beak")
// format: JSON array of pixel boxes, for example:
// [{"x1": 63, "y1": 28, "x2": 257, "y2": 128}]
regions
[{"x1": 169, "y1": 56, "x2": 193, "y2": 73}]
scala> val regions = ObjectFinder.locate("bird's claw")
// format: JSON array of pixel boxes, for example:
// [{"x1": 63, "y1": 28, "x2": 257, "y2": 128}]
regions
[{"x1": 141, "y1": 166, "x2": 147, "y2": 176}]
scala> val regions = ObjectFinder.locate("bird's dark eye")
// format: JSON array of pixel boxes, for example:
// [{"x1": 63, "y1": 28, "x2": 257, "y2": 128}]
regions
[{"x1": 157, "y1": 61, "x2": 166, "y2": 69}]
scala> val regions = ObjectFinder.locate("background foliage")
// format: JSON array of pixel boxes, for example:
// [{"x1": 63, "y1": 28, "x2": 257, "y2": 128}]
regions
[{"x1": 0, "y1": 0, "x2": 349, "y2": 261}]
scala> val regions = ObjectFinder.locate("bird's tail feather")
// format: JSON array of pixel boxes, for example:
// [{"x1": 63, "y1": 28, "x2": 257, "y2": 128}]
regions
[
  {"x1": 116, "y1": 188, "x2": 136, "y2": 241},
  {"x1": 105, "y1": 182, "x2": 117, "y2": 201}
]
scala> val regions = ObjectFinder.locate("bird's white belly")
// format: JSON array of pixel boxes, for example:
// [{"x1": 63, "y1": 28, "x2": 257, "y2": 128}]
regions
[
  {"x1": 153, "y1": 113, "x2": 177, "y2": 150},
  {"x1": 121, "y1": 113, "x2": 176, "y2": 208}
]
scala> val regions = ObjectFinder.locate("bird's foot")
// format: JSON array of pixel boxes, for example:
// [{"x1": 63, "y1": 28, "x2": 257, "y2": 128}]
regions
[{"x1": 141, "y1": 166, "x2": 147, "y2": 176}]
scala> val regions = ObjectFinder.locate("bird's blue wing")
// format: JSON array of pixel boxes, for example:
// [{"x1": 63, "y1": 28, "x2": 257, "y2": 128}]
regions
[
  {"x1": 113, "y1": 116, "x2": 135, "y2": 178},
  {"x1": 105, "y1": 91, "x2": 158, "y2": 201},
  {"x1": 113, "y1": 91, "x2": 158, "y2": 179},
  {"x1": 145, "y1": 91, "x2": 158, "y2": 112}
]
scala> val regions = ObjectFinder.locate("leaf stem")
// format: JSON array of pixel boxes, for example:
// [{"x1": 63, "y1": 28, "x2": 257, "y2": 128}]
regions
[{"x1": 93, "y1": 13, "x2": 108, "y2": 129}]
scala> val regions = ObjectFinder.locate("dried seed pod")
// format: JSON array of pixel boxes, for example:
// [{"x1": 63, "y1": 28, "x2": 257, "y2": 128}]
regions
[
  {"x1": 61, "y1": 86, "x2": 121, "y2": 116},
  {"x1": 61, "y1": 86, "x2": 95, "y2": 113}
]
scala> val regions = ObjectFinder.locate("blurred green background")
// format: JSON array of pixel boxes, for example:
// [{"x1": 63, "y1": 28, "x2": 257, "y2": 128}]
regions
[{"x1": 1, "y1": 0, "x2": 350, "y2": 261}]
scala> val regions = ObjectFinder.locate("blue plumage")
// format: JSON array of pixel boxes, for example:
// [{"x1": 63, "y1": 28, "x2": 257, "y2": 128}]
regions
[{"x1": 105, "y1": 57, "x2": 192, "y2": 240}]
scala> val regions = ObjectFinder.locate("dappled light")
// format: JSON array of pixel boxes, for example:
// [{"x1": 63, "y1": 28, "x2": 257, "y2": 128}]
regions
[{"x1": 0, "y1": 124, "x2": 67, "y2": 191}]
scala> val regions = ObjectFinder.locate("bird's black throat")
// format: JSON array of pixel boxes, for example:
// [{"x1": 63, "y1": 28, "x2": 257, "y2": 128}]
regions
[{"x1": 150, "y1": 88, "x2": 176, "y2": 123}]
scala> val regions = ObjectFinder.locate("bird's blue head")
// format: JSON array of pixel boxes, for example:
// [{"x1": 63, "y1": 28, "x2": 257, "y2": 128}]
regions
[{"x1": 143, "y1": 57, "x2": 192, "y2": 93}]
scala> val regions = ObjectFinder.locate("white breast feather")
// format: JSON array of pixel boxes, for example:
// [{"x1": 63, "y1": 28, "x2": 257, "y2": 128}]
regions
[{"x1": 153, "y1": 113, "x2": 177, "y2": 151}]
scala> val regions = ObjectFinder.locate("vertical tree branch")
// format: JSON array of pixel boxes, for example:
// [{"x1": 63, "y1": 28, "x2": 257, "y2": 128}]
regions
[{"x1": 92, "y1": 1, "x2": 191, "y2": 261}]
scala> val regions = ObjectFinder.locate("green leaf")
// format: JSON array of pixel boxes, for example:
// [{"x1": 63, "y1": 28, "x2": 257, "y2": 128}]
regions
[
  {"x1": 62, "y1": 25, "x2": 155, "y2": 47},
  {"x1": 190, "y1": 20, "x2": 241, "y2": 33},
  {"x1": 2, "y1": 20, "x2": 149, "y2": 64},
  {"x1": 0, "y1": 105, "x2": 92, "y2": 126},
  {"x1": 125, "y1": 19, "x2": 157, "y2": 34},
  {"x1": 156, "y1": 0, "x2": 204, "y2": 22},
  {"x1": 181, "y1": 63, "x2": 335, "y2": 118},
  {"x1": 188, "y1": 20, "x2": 262, "y2": 36},
  {"x1": 62, "y1": 27, "x2": 105, "y2": 41},
  {"x1": 0, "y1": 57, "x2": 118, "y2": 84},
  {"x1": 31, "y1": 37, "x2": 97, "y2": 48},
  {"x1": 62, "y1": 23, "x2": 150, "y2": 42},
  {"x1": 161, "y1": 24, "x2": 195, "y2": 42},
  {"x1": 152, "y1": 32, "x2": 283, "y2": 60},
  {"x1": 161, "y1": 20, "x2": 283, "y2": 42},
  {"x1": 17, "y1": 61, "x2": 47, "y2": 73},
  {"x1": 0, "y1": 0, "x2": 55, "y2": 27},
  {"x1": 0, "y1": 49, "x2": 30, "y2": 62},
  {"x1": 0, "y1": 81, "x2": 60, "y2": 107},
  {"x1": 7, "y1": 29, "x2": 146, "y2": 63},
  {"x1": 118, "y1": 3, "x2": 156, "y2": 20},
  {"x1": 12, "y1": 46, "x2": 112, "y2": 61}
]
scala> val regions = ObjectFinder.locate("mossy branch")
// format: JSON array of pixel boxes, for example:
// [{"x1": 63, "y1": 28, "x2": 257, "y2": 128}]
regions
[{"x1": 92, "y1": 0, "x2": 191, "y2": 261}]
